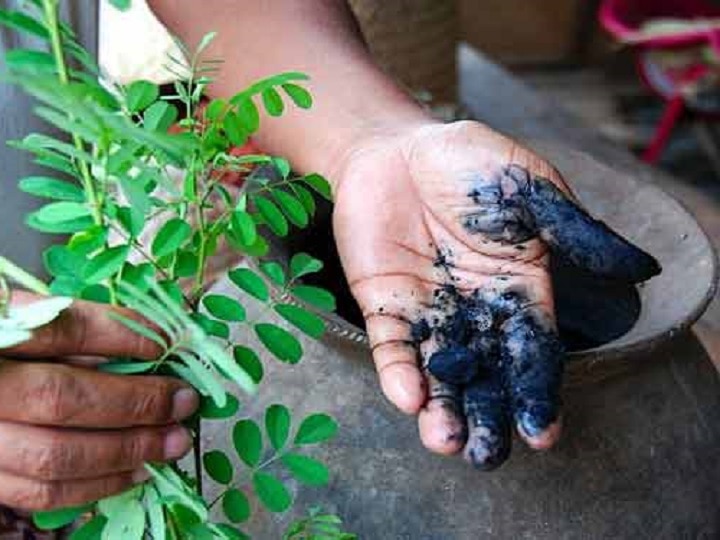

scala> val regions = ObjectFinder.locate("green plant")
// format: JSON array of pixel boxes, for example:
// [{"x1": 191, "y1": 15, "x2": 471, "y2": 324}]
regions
[{"x1": 0, "y1": 0, "x2": 354, "y2": 537}]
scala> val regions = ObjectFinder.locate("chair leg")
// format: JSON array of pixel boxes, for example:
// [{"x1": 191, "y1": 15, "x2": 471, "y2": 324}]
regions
[{"x1": 642, "y1": 95, "x2": 685, "y2": 164}]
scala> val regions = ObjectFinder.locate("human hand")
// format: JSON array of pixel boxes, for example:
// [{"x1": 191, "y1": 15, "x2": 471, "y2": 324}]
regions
[
  {"x1": 332, "y1": 121, "x2": 660, "y2": 469},
  {"x1": 0, "y1": 293, "x2": 198, "y2": 510}
]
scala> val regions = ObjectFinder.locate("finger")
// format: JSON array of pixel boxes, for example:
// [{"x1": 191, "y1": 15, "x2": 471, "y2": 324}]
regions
[
  {"x1": 0, "y1": 361, "x2": 198, "y2": 428},
  {"x1": 513, "y1": 165, "x2": 661, "y2": 282},
  {"x1": 462, "y1": 370, "x2": 512, "y2": 471},
  {"x1": 4, "y1": 292, "x2": 162, "y2": 360},
  {"x1": 418, "y1": 374, "x2": 466, "y2": 455},
  {"x1": 367, "y1": 312, "x2": 426, "y2": 415},
  {"x1": 0, "y1": 468, "x2": 143, "y2": 511},
  {"x1": 0, "y1": 422, "x2": 191, "y2": 481},
  {"x1": 355, "y1": 277, "x2": 428, "y2": 415},
  {"x1": 501, "y1": 306, "x2": 564, "y2": 450}
]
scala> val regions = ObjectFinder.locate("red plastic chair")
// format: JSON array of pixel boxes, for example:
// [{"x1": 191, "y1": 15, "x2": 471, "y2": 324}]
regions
[{"x1": 599, "y1": 0, "x2": 720, "y2": 163}]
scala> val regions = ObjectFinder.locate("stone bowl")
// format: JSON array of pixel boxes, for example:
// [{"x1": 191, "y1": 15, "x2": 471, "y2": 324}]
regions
[{"x1": 250, "y1": 145, "x2": 718, "y2": 386}]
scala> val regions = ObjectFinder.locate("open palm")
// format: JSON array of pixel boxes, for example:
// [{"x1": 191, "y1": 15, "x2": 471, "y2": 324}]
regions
[{"x1": 332, "y1": 121, "x2": 660, "y2": 469}]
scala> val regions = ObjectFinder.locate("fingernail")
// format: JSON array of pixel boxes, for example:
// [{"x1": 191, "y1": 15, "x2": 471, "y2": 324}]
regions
[
  {"x1": 132, "y1": 468, "x2": 151, "y2": 484},
  {"x1": 164, "y1": 426, "x2": 193, "y2": 459},
  {"x1": 172, "y1": 388, "x2": 199, "y2": 420},
  {"x1": 516, "y1": 404, "x2": 556, "y2": 438}
]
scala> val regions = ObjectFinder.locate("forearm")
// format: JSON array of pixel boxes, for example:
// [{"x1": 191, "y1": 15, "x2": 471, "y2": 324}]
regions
[{"x1": 148, "y1": 0, "x2": 433, "y2": 185}]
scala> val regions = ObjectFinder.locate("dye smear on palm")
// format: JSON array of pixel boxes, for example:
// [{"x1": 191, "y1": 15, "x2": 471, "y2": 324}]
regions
[{"x1": 414, "y1": 164, "x2": 661, "y2": 470}]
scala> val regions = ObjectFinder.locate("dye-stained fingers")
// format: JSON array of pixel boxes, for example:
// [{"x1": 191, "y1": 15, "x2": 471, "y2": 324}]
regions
[
  {"x1": 462, "y1": 371, "x2": 512, "y2": 470},
  {"x1": 0, "y1": 421, "x2": 191, "y2": 482},
  {"x1": 417, "y1": 369, "x2": 466, "y2": 455},
  {"x1": 0, "y1": 360, "x2": 198, "y2": 429},
  {"x1": 4, "y1": 292, "x2": 163, "y2": 361},
  {"x1": 507, "y1": 165, "x2": 661, "y2": 282},
  {"x1": 500, "y1": 306, "x2": 564, "y2": 450},
  {"x1": 0, "y1": 468, "x2": 144, "y2": 511}
]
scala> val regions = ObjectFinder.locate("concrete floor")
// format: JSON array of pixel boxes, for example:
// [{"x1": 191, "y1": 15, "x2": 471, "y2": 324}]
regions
[{"x1": 518, "y1": 68, "x2": 720, "y2": 370}]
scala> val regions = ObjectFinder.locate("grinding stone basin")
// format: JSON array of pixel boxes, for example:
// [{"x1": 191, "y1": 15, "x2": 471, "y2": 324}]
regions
[{"x1": 252, "y1": 144, "x2": 718, "y2": 385}]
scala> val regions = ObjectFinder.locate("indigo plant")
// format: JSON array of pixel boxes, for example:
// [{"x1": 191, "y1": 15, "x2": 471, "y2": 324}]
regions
[{"x1": 0, "y1": 0, "x2": 354, "y2": 537}]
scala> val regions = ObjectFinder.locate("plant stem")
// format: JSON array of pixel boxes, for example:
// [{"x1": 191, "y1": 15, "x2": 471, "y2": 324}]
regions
[
  {"x1": 193, "y1": 416, "x2": 204, "y2": 497},
  {"x1": 0, "y1": 257, "x2": 50, "y2": 296},
  {"x1": 42, "y1": 0, "x2": 102, "y2": 226}
]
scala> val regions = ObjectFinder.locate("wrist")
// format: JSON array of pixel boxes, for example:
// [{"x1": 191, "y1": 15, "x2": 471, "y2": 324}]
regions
[{"x1": 250, "y1": 65, "x2": 440, "y2": 191}]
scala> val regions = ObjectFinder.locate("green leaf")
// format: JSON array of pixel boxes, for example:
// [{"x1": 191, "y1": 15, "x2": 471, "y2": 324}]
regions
[
  {"x1": 99, "y1": 361, "x2": 157, "y2": 374},
  {"x1": 265, "y1": 404, "x2": 291, "y2": 450},
  {"x1": 0, "y1": 328, "x2": 31, "y2": 348},
  {"x1": 0, "y1": 10, "x2": 49, "y2": 39},
  {"x1": 272, "y1": 190, "x2": 308, "y2": 227},
  {"x1": 33, "y1": 505, "x2": 91, "y2": 530},
  {"x1": 68, "y1": 515, "x2": 107, "y2": 540},
  {"x1": 290, "y1": 285, "x2": 336, "y2": 312},
  {"x1": 203, "y1": 450, "x2": 234, "y2": 485},
  {"x1": 108, "y1": 311, "x2": 167, "y2": 349},
  {"x1": 282, "y1": 83, "x2": 313, "y2": 109},
  {"x1": 281, "y1": 453, "x2": 330, "y2": 486},
  {"x1": 145, "y1": 464, "x2": 208, "y2": 520},
  {"x1": 109, "y1": 0, "x2": 132, "y2": 10},
  {"x1": 222, "y1": 489, "x2": 250, "y2": 524},
  {"x1": 83, "y1": 245, "x2": 129, "y2": 284},
  {"x1": 125, "y1": 80, "x2": 159, "y2": 112},
  {"x1": 252, "y1": 471, "x2": 292, "y2": 513},
  {"x1": 259, "y1": 261, "x2": 286, "y2": 287},
  {"x1": 102, "y1": 498, "x2": 145, "y2": 540},
  {"x1": 214, "y1": 524, "x2": 249, "y2": 540},
  {"x1": 197, "y1": 31, "x2": 218, "y2": 54},
  {"x1": 199, "y1": 393, "x2": 240, "y2": 419},
  {"x1": 43, "y1": 245, "x2": 84, "y2": 278},
  {"x1": 302, "y1": 173, "x2": 333, "y2": 201},
  {"x1": 233, "y1": 345, "x2": 264, "y2": 384},
  {"x1": 228, "y1": 268, "x2": 269, "y2": 302},
  {"x1": 290, "y1": 253, "x2": 323, "y2": 280},
  {"x1": 272, "y1": 157, "x2": 291, "y2": 179},
  {"x1": 275, "y1": 304, "x2": 325, "y2": 339},
  {"x1": 294, "y1": 413, "x2": 338, "y2": 445},
  {"x1": 174, "y1": 250, "x2": 199, "y2": 278},
  {"x1": 119, "y1": 262, "x2": 153, "y2": 291},
  {"x1": 26, "y1": 213, "x2": 94, "y2": 233},
  {"x1": 205, "y1": 98, "x2": 227, "y2": 121},
  {"x1": 3, "y1": 296, "x2": 73, "y2": 331},
  {"x1": 5, "y1": 48, "x2": 55, "y2": 71},
  {"x1": 292, "y1": 184, "x2": 316, "y2": 216},
  {"x1": 236, "y1": 98, "x2": 260, "y2": 133},
  {"x1": 144, "y1": 101, "x2": 178, "y2": 132},
  {"x1": 152, "y1": 218, "x2": 192, "y2": 258},
  {"x1": 233, "y1": 419, "x2": 262, "y2": 467},
  {"x1": 261, "y1": 87, "x2": 284, "y2": 117},
  {"x1": 116, "y1": 206, "x2": 145, "y2": 238},
  {"x1": 19, "y1": 176, "x2": 84, "y2": 201},
  {"x1": 191, "y1": 312, "x2": 230, "y2": 339},
  {"x1": 224, "y1": 111, "x2": 248, "y2": 147},
  {"x1": 32, "y1": 201, "x2": 90, "y2": 223},
  {"x1": 253, "y1": 195, "x2": 289, "y2": 237},
  {"x1": 144, "y1": 487, "x2": 166, "y2": 540},
  {"x1": 68, "y1": 226, "x2": 108, "y2": 255},
  {"x1": 80, "y1": 284, "x2": 111, "y2": 304},
  {"x1": 231, "y1": 210, "x2": 257, "y2": 246},
  {"x1": 203, "y1": 294, "x2": 246, "y2": 322},
  {"x1": 255, "y1": 323, "x2": 303, "y2": 364}
]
